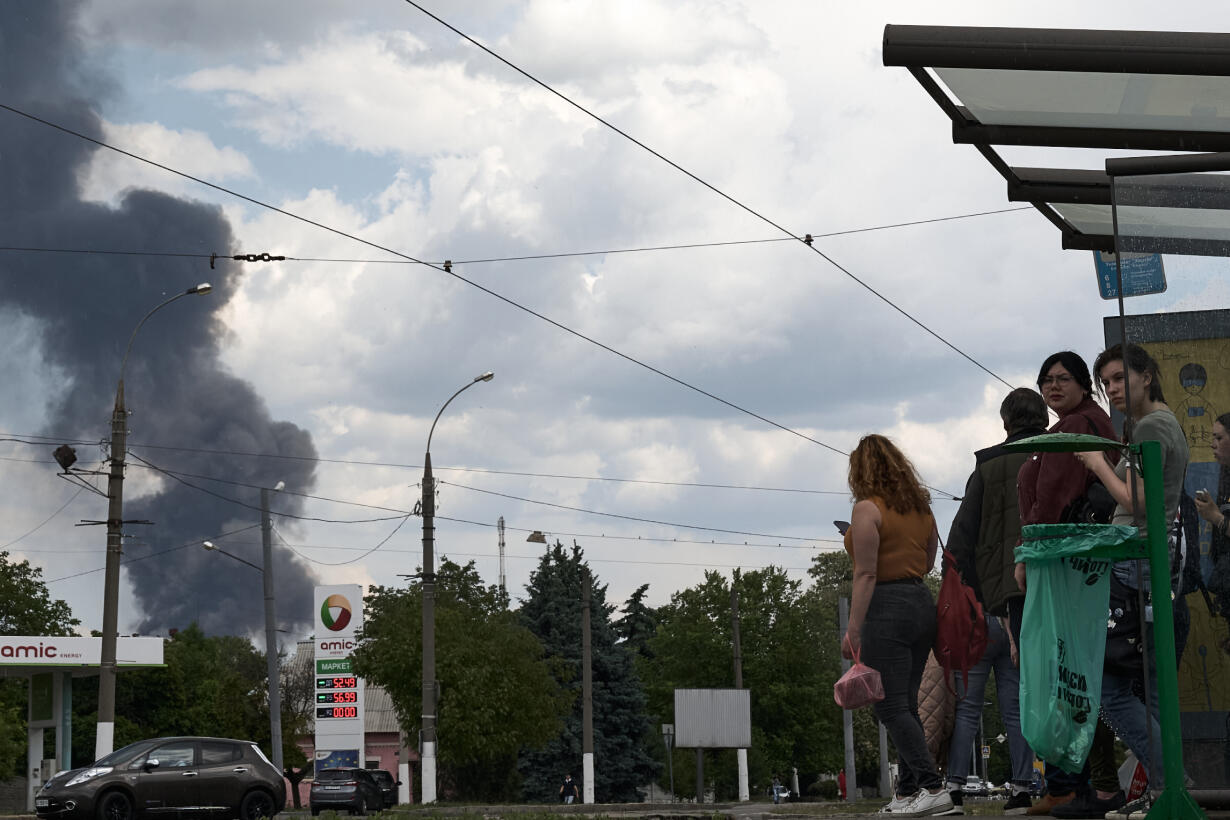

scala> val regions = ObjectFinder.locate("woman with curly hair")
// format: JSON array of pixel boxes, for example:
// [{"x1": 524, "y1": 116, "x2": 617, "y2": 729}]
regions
[{"x1": 842, "y1": 434, "x2": 948, "y2": 816}]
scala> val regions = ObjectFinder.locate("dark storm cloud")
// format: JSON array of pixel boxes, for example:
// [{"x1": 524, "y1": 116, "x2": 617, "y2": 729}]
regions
[{"x1": 0, "y1": 1, "x2": 319, "y2": 637}]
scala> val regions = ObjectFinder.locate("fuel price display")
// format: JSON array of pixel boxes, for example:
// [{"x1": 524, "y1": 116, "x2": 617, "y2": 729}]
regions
[{"x1": 316, "y1": 676, "x2": 358, "y2": 689}]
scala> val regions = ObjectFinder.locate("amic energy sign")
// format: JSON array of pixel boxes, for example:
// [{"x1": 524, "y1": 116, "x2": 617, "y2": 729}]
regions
[{"x1": 313, "y1": 584, "x2": 365, "y2": 769}]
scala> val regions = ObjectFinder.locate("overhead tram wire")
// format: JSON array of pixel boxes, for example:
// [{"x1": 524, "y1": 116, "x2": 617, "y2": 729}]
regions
[
  {"x1": 0, "y1": 207, "x2": 1030, "y2": 267},
  {"x1": 264, "y1": 533, "x2": 814, "y2": 573},
  {"x1": 126, "y1": 453, "x2": 839, "y2": 545},
  {"x1": 119, "y1": 440, "x2": 851, "y2": 496},
  {"x1": 0, "y1": 103, "x2": 845, "y2": 459},
  {"x1": 398, "y1": 0, "x2": 1013, "y2": 392},
  {"x1": 437, "y1": 480, "x2": 823, "y2": 541},
  {"x1": 121, "y1": 449, "x2": 840, "y2": 545},
  {"x1": 7, "y1": 431, "x2": 957, "y2": 499}
]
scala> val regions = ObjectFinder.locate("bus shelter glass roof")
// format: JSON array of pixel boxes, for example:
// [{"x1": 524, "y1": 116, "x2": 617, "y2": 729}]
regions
[{"x1": 883, "y1": 24, "x2": 1230, "y2": 256}]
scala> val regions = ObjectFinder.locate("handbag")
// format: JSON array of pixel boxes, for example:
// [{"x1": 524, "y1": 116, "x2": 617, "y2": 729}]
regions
[
  {"x1": 834, "y1": 649, "x2": 885, "y2": 709},
  {"x1": 1104, "y1": 575, "x2": 1145, "y2": 678}
]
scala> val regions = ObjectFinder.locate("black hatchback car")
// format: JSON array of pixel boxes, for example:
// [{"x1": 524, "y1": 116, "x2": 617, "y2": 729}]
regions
[
  {"x1": 35, "y1": 736, "x2": 286, "y2": 820},
  {"x1": 309, "y1": 768, "x2": 383, "y2": 816},
  {"x1": 367, "y1": 770, "x2": 399, "y2": 808}
]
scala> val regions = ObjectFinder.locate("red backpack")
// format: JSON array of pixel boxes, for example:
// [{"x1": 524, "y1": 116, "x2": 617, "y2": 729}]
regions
[{"x1": 934, "y1": 546, "x2": 988, "y2": 693}]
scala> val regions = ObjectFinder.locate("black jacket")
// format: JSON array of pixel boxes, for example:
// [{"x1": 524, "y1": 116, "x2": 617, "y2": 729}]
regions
[{"x1": 947, "y1": 426, "x2": 1047, "y2": 615}]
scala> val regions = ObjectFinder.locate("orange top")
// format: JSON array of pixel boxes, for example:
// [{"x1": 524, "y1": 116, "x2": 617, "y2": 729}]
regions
[{"x1": 842, "y1": 496, "x2": 933, "y2": 581}]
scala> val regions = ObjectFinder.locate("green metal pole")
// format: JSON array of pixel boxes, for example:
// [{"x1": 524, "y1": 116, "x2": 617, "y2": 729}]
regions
[{"x1": 1138, "y1": 441, "x2": 1203, "y2": 820}]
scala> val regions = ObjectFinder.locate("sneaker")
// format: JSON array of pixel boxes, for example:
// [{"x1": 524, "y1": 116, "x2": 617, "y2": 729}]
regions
[
  {"x1": 1054, "y1": 790, "x2": 1125, "y2": 819},
  {"x1": 880, "y1": 792, "x2": 920, "y2": 814},
  {"x1": 937, "y1": 791, "x2": 964, "y2": 816},
  {"x1": 1105, "y1": 796, "x2": 1149, "y2": 820},
  {"x1": 1028, "y1": 792, "x2": 1076, "y2": 816},
  {"x1": 1004, "y1": 791, "x2": 1033, "y2": 815},
  {"x1": 908, "y1": 789, "x2": 956, "y2": 817}
]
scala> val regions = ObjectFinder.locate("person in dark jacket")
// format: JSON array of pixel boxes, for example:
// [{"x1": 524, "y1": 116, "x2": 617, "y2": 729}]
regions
[
  {"x1": 1014, "y1": 351, "x2": 1123, "y2": 819},
  {"x1": 943, "y1": 387, "x2": 1047, "y2": 816}
]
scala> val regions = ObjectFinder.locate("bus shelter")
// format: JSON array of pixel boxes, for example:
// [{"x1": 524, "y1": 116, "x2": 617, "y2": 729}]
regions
[{"x1": 883, "y1": 23, "x2": 1230, "y2": 816}]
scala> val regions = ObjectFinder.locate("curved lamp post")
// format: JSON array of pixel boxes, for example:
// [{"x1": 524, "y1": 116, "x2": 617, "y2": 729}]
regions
[
  {"x1": 201, "y1": 479, "x2": 284, "y2": 776},
  {"x1": 97, "y1": 283, "x2": 211, "y2": 759},
  {"x1": 420, "y1": 371, "x2": 493, "y2": 803}
]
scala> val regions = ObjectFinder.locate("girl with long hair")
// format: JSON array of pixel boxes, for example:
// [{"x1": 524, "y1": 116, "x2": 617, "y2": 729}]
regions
[{"x1": 842, "y1": 434, "x2": 949, "y2": 816}]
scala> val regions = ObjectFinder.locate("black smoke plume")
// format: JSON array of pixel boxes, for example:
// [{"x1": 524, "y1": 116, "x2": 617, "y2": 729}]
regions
[{"x1": 1, "y1": 1, "x2": 320, "y2": 637}]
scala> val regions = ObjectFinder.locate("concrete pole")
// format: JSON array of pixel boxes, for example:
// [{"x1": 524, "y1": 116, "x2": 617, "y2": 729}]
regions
[
  {"x1": 696, "y1": 749, "x2": 704, "y2": 803},
  {"x1": 397, "y1": 730, "x2": 411, "y2": 804},
  {"x1": 96, "y1": 284, "x2": 211, "y2": 760},
  {"x1": 730, "y1": 587, "x2": 749, "y2": 801},
  {"x1": 582, "y1": 567, "x2": 594, "y2": 804},
  {"x1": 839, "y1": 597, "x2": 857, "y2": 802},
  {"x1": 96, "y1": 386, "x2": 126, "y2": 761},
  {"x1": 420, "y1": 452, "x2": 437, "y2": 803},
  {"x1": 261, "y1": 488, "x2": 283, "y2": 774},
  {"x1": 26, "y1": 726, "x2": 44, "y2": 812}
]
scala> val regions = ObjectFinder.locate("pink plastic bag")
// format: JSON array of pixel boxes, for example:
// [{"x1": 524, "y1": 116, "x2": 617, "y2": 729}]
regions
[{"x1": 833, "y1": 651, "x2": 884, "y2": 709}]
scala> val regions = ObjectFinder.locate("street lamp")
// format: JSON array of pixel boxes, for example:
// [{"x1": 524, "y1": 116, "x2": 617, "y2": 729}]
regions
[
  {"x1": 201, "y1": 478, "x2": 285, "y2": 774},
  {"x1": 96, "y1": 283, "x2": 211, "y2": 760},
  {"x1": 420, "y1": 371, "x2": 493, "y2": 804}
]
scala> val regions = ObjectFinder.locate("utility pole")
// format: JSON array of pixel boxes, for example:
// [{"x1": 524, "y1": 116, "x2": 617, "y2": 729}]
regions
[
  {"x1": 730, "y1": 587, "x2": 749, "y2": 801},
  {"x1": 97, "y1": 384, "x2": 127, "y2": 761},
  {"x1": 582, "y1": 564, "x2": 594, "y2": 804},
  {"x1": 95, "y1": 283, "x2": 212, "y2": 760},
  {"x1": 261, "y1": 487, "x2": 283, "y2": 774},
  {"x1": 497, "y1": 516, "x2": 506, "y2": 596}
]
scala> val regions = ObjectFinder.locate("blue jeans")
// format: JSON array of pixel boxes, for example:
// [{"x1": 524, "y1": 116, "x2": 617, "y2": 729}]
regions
[
  {"x1": 861, "y1": 580, "x2": 942, "y2": 796},
  {"x1": 945, "y1": 615, "x2": 1035, "y2": 788},
  {"x1": 1101, "y1": 656, "x2": 1164, "y2": 789}
]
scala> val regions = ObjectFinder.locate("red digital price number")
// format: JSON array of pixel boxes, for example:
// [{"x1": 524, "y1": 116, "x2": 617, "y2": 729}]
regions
[
  {"x1": 327, "y1": 691, "x2": 358, "y2": 703},
  {"x1": 317, "y1": 706, "x2": 359, "y2": 719},
  {"x1": 316, "y1": 676, "x2": 358, "y2": 689}
]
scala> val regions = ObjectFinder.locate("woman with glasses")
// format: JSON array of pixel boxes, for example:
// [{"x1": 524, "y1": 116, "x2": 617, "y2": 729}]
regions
[
  {"x1": 1014, "y1": 351, "x2": 1119, "y2": 819},
  {"x1": 841, "y1": 434, "x2": 950, "y2": 816}
]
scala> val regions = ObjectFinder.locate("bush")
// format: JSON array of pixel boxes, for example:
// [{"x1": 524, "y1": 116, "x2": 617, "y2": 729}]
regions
[{"x1": 817, "y1": 780, "x2": 839, "y2": 800}]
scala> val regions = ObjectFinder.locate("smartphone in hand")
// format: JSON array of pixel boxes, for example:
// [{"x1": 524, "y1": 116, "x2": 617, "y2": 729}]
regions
[{"x1": 1196, "y1": 489, "x2": 1212, "y2": 503}]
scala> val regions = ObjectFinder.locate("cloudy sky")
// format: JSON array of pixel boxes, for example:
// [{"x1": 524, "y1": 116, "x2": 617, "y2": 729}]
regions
[{"x1": 3, "y1": 0, "x2": 1228, "y2": 643}]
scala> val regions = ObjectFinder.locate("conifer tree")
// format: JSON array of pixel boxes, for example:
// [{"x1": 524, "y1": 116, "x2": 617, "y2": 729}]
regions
[{"x1": 518, "y1": 542, "x2": 660, "y2": 802}]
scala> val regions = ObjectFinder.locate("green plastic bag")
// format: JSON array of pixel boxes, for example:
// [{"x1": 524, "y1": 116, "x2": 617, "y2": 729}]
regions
[{"x1": 1014, "y1": 524, "x2": 1136, "y2": 772}]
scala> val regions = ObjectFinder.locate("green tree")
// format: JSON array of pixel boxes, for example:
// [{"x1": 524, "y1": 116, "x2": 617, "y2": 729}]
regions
[
  {"x1": 0, "y1": 551, "x2": 81, "y2": 775},
  {"x1": 640, "y1": 565, "x2": 843, "y2": 799},
  {"x1": 613, "y1": 584, "x2": 657, "y2": 660},
  {"x1": 517, "y1": 542, "x2": 660, "y2": 802},
  {"x1": 352, "y1": 560, "x2": 568, "y2": 801},
  {"x1": 0, "y1": 551, "x2": 80, "y2": 636},
  {"x1": 70, "y1": 625, "x2": 272, "y2": 765}
]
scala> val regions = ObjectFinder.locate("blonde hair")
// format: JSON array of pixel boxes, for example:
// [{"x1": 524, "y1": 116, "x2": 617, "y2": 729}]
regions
[{"x1": 847, "y1": 434, "x2": 931, "y2": 515}]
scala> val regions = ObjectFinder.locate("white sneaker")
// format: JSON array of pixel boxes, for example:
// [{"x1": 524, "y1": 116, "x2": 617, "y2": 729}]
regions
[
  {"x1": 880, "y1": 792, "x2": 920, "y2": 814},
  {"x1": 908, "y1": 789, "x2": 956, "y2": 818}
]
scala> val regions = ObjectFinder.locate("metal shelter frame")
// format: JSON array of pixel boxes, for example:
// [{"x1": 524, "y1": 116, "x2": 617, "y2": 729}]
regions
[
  {"x1": 883, "y1": 24, "x2": 1230, "y2": 255},
  {"x1": 881, "y1": 22, "x2": 1230, "y2": 820}
]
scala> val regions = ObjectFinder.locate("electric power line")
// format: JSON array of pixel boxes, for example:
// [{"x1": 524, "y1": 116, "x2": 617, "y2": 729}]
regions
[
  {"x1": 126, "y1": 451, "x2": 409, "y2": 524},
  {"x1": 399, "y1": 0, "x2": 1014, "y2": 391},
  {"x1": 44, "y1": 523, "x2": 262, "y2": 584},
  {"x1": 0, "y1": 102, "x2": 848, "y2": 457}
]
